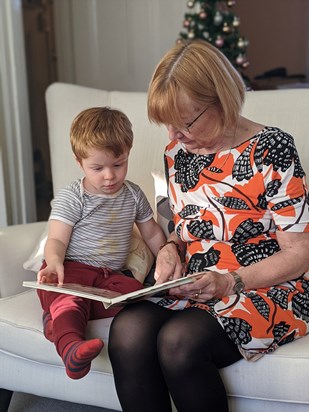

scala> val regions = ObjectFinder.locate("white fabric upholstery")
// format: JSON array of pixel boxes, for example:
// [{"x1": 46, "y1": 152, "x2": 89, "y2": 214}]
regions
[{"x1": 1, "y1": 83, "x2": 309, "y2": 411}]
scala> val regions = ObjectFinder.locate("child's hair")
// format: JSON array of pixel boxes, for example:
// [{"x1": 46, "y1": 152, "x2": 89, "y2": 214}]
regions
[{"x1": 70, "y1": 107, "x2": 133, "y2": 159}]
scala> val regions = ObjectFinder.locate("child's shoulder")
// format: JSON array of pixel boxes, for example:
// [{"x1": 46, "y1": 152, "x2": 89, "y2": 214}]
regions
[
  {"x1": 124, "y1": 180, "x2": 146, "y2": 202},
  {"x1": 124, "y1": 180, "x2": 141, "y2": 192},
  {"x1": 56, "y1": 179, "x2": 82, "y2": 198}
]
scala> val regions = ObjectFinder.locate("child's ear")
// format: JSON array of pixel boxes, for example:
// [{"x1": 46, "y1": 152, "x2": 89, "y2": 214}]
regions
[{"x1": 74, "y1": 155, "x2": 83, "y2": 170}]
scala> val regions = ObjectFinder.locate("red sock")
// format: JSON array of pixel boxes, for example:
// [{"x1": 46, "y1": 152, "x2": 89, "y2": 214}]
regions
[
  {"x1": 42, "y1": 311, "x2": 54, "y2": 342},
  {"x1": 62, "y1": 338, "x2": 104, "y2": 379}
]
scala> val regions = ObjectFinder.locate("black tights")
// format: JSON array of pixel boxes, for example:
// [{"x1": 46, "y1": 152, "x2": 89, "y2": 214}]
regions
[{"x1": 108, "y1": 301, "x2": 242, "y2": 412}]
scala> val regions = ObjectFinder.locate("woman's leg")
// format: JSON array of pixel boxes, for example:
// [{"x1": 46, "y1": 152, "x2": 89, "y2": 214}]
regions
[
  {"x1": 157, "y1": 308, "x2": 243, "y2": 412},
  {"x1": 108, "y1": 300, "x2": 175, "y2": 412}
]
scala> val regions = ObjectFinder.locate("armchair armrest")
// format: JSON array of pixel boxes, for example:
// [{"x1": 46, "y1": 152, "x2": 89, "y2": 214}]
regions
[{"x1": 0, "y1": 221, "x2": 46, "y2": 297}]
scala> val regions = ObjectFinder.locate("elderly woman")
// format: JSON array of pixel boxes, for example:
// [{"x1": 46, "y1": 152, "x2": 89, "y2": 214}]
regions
[{"x1": 108, "y1": 40, "x2": 309, "y2": 412}]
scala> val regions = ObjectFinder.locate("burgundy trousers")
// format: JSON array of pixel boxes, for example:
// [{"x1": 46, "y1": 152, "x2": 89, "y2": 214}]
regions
[{"x1": 37, "y1": 260, "x2": 143, "y2": 345}]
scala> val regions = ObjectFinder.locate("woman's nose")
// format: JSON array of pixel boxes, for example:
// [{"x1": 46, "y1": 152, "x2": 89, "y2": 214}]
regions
[{"x1": 167, "y1": 125, "x2": 182, "y2": 141}]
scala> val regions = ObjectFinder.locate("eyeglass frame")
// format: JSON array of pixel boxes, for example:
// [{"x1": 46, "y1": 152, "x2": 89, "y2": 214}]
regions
[{"x1": 183, "y1": 106, "x2": 209, "y2": 134}]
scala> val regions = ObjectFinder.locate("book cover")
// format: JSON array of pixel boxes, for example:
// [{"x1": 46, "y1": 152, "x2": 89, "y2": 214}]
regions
[{"x1": 23, "y1": 275, "x2": 200, "y2": 309}]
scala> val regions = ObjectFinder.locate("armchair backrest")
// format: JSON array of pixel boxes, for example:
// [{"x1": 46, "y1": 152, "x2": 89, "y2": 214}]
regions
[{"x1": 46, "y1": 83, "x2": 309, "y2": 210}]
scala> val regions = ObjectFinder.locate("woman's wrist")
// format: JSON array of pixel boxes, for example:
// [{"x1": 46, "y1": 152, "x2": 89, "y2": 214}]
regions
[
  {"x1": 159, "y1": 240, "x2": 182, "y2": 257},
  {"x1": 222, "y1": 273, "x2": 236, "y2": 296},
  {"x1": 225, "y1": 271, "x2": 245, "y2": 296}
]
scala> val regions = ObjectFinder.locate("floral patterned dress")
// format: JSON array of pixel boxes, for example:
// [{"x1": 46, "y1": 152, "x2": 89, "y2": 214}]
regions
[{"x1": 155, "y1": 126, "x2": 309, "y2": 360}]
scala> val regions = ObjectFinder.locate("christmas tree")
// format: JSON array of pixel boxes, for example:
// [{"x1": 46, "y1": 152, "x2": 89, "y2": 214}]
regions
[{"x1": 178, "y1": 0, "x2": 249, "y2": 74}]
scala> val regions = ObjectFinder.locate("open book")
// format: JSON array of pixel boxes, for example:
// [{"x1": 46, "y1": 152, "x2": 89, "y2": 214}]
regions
[{"x1": 23, "y1": 274, "x2": 202, "y2": 309}]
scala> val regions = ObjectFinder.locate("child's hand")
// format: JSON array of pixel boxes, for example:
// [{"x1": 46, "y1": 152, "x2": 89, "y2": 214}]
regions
[{"x1": 37, "y1": 263, "x2": 64, "y2": 285}]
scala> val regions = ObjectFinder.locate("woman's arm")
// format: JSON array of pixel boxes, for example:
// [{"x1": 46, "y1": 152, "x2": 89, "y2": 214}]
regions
[
  {"x1": 235, "y1": 231, "x2": 309, "y2": 290},
  {"x1": 171, "y1": 231, "x2": 309, "y2": 300},
  {"x1": 155, "y1": 232, "x2": 186, "y2": 284}
]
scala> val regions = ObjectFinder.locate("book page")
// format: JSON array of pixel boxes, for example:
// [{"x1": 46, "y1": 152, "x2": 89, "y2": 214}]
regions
[
  {"x1": 22, "y1": 281, "x2": 121, "y2": 304},
  {"x1": 23, "y1": 274, "x2": 202, "y2": 308}
]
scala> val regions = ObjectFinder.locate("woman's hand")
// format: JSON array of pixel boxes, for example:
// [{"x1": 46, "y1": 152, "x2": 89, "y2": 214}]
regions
[
  {"x1": 169, "y1": 271, "x2": 235, "y2": 301},
  {"x1": 154, "y1": 242, "x2": 185, "y2": 285}
]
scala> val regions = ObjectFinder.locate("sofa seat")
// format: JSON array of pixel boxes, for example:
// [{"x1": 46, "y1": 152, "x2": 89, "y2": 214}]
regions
[
  {"x1": 1, "y1": 287, "x2": 309, "y2": 411},
  {"x1": 0, "y1": 289, "x2": 112, "y2": 367}
]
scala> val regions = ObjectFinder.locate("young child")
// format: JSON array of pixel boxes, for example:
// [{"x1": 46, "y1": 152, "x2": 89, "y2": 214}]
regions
[{"x1": 37, "y1": 107, "x2": 166, "y2": 380}]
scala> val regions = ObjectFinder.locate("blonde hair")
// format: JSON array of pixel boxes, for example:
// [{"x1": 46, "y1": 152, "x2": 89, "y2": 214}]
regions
[
  {"x1": 70, "y1": 107, "x2": 133, "y2": 159},
  {"x1": 148, "y1": 40, "x2": 245, "y2": 132}
]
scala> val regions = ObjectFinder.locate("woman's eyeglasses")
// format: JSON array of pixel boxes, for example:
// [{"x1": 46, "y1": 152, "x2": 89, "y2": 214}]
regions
[{"x1": 183, "y1": 106, "x2": 209, "y2": 134}]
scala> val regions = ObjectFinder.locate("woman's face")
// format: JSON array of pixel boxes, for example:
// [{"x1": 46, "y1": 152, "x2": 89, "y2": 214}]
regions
[{"x1": 166, "y1": 94, "x2": 222, "y2": 153}]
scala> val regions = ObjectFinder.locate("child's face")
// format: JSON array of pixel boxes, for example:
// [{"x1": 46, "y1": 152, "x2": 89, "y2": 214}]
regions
[{"x1": 78, "y1": 148, "x2": 129, "y2": 195}]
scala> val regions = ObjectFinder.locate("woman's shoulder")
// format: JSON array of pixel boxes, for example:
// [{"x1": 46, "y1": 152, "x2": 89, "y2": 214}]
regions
[
  {"x1": 256, "y1": 126, "x2": 296, "y2": 149},
  {"x1": 235, "y1": 118, "x2": 295, "y2": 150}
]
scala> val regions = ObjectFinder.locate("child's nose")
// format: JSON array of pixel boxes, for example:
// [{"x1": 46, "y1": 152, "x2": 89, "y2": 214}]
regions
[{"x1": 104, "y1": 168, "x2": 115, "y2": 180}]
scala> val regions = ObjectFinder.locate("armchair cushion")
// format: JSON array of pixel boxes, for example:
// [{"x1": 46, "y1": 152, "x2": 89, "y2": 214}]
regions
[
  {"x1": 152, "y1": 170, "x2": 174, "y2": 238},
  {"x1": 0, "y1": 222, "x2": 46, "y2": 298}
]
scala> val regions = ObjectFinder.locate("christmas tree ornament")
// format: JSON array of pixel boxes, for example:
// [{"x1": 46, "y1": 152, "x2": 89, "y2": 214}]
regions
[
  {"x1": 183, "y1": 19, "x2": 191, "y2": 28},
  {"x1": 214, "y1": 11, "x2": 223, "y2": 25},
  {"x1": 236, "y1": 54, "x2": 245, "y2": 65},
  {"x1": 199, "y1": 11, "x2": 207, "y2": 19},
  {"x1": 237, "y1": 37, "x2": 246, "y2": 49},
  {"x1": 215, "y1": 35, "x2": 224, "y2": 48},
  {"x1": 227, "y1": 0, "x2": 236, "y2": 6},
  {"x1": 222, "y1": 22, "x2": 231, "y2": 33},
  {"x1": 188, "y1": 31, "x2": 196, "y2": 39},
  {"x1": 232, "y1": 16, "x2": 240, "y2": 27},
  {"x1": 202, "y1": 31, "x2": 210, "y2": 39},
  {"x1": 187, "y1": 0, "x2": 195, "y2": 8}
]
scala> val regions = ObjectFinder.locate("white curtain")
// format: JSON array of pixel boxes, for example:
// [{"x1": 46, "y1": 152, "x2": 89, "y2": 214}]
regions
[
  {"x1": 54, "y1": 0, "x2": 188, "y2": 92},
  {"x1": 0, "y1": 0, "x2": 36, "y2": 225}
]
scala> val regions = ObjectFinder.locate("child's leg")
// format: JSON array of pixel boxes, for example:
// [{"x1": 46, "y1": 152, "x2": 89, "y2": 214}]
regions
[
  {"x1": 42, "y1": 310, "x2": 54, "y2": 342},
  {"x1": 50, "y1": 293, "x2": 103, "y2": 380},
  {"x1": 38, "y1": 261, "x2": 106, "y2": 379},
  {"x1": 90, "y1": 271, "x2": 143, "y2": 319}
]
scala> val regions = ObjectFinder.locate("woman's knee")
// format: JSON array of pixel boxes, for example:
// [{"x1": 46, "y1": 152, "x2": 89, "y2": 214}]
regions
[
  {"x1": 109, "y1": 301, "x2": 164, "y2": 354},
  {"x1": 157, "y1": 320, "x2": 196, "y2": 373}
]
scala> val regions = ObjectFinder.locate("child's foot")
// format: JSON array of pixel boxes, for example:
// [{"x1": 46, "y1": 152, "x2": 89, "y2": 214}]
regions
[
  {"x1": 63, "y1": 338, "x2": 104, "y2": 379},
  {"x1": 42, "y1": 311, "x2": 54, "y2": 342}
]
